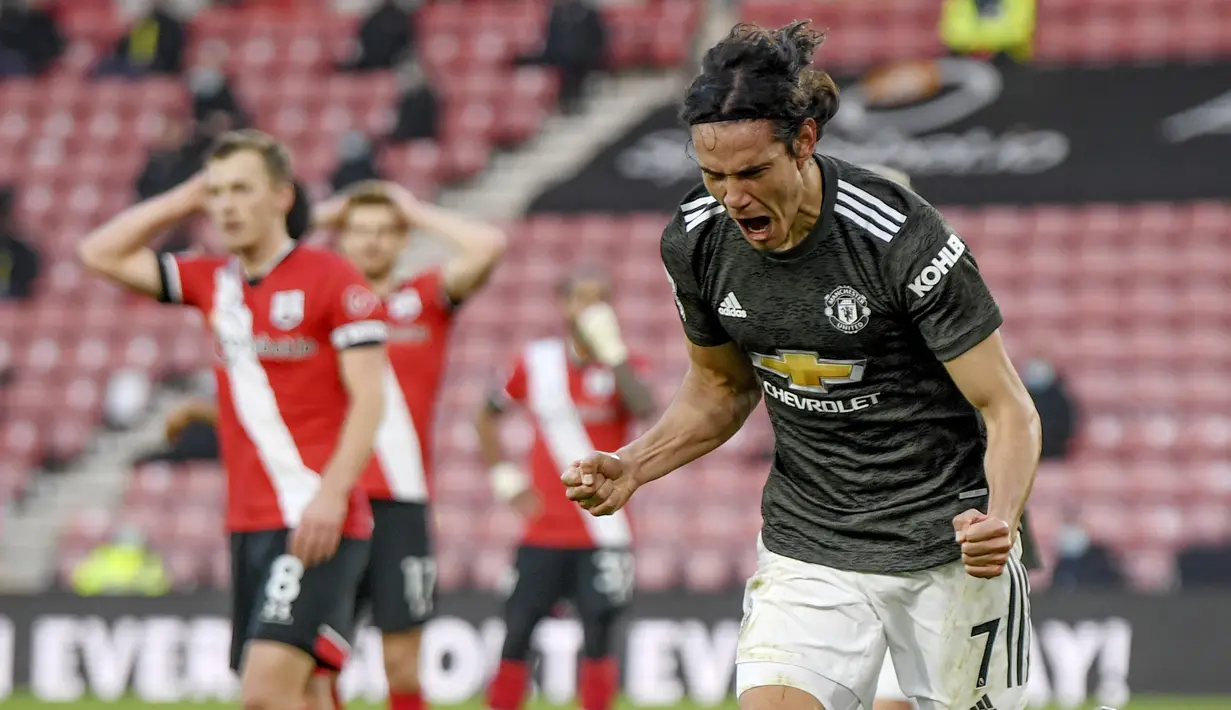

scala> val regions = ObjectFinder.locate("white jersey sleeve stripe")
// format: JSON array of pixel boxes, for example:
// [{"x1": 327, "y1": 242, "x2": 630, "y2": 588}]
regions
[
  {"x1": 374, "y1": 366, "x2": 428, "y2": 502},
  {"x1": 685, "y1": 205, "x2": 725, "y2": 232},
  {"x1": 212, "y1": 269, "x2": 320, "y2": 526},
  {"x1": 836, "y1": 192, "x2": 903, "y2": 236},
  {"x1": 525, "y1": 338, "x2": 631, "y2": 548},
  {"x1": 838, "y1": 180, "x2": 907, "y2": 224},
  {"x1": 160, "y1": 253, "x2": 184, "y2": 304},
  {"x1": 681, "y1": 195, "x2": 718, "y2": 212},
  {"x1": 835, "y1": 204, "x2": 896, "y2": 243},
  {"x1": 331, "y1": 320, "x2": 388, "y2": 349}
]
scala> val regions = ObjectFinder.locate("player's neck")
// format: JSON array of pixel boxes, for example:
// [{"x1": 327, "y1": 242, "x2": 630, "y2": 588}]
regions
[
  {"x1": 235, "y1": 232, "x2": 293, "y2": 278},
  {"x1": 783, "y1": 158, "x2": 824, "y2": 251},
  {"x1": 366, "y1": 272, "x2": 397, "y2": 296}
]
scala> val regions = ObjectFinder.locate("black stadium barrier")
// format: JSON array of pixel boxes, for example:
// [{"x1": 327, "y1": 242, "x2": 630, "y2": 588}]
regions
[{"x1": 0, "y1": 591, "x2": 1228, "y2": 706}]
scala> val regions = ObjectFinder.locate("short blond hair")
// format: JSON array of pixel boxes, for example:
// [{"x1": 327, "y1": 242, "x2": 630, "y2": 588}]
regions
[{"x1": 207, "y1": 129, "x2": 294, "y2": 184}]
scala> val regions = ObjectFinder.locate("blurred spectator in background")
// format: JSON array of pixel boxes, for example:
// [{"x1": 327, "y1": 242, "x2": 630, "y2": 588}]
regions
[
  {"x1": 1021, "y1": 354, "x2": 1077, "y2": 460},
  {"x1": 182, "y1": 109, "x2": 237, "y2": 169},
  {"x1": 337, "y1": 0, "x2": 416, "y2": 73},
  {"x1": 330, "y1": 131, "x2": 383, "y2": 192},
  {"x1": 135, "y1": 119, "x2": 197, "y2": 200},
  {"x1": 1177, "y1": 543, "x2": 1231, "y2": 589},
  {"x1": 1050, "y1": 508, "x2": 1125, "y2": 590},
  {"x1": 188, "y1": 43, "x2": 248, "y2": 128},
  {"x1": 0, "y1": 0, "x2": 64, "y2": 78},
  {"x1": 93, "y1": 0, "x2": 187, "y2": 78},
  {"x1": 71, "y1": 525, "x2": 169, "y2": 596},
  {"x1": 388, "y1": 58, "x2": 440, "y2": 143},
  {"x1": 514, "y1": 0, "x2": 608, "y2": 114},
  {"x1": 136, "y1": 397, "x2": 220, "y2": 465},
  {"x1": 0, "y1": 186, "x2": 40, "y2": 301},
  {"x1": 940, "y1": 0, "x2": 1036, "y2": 63}
]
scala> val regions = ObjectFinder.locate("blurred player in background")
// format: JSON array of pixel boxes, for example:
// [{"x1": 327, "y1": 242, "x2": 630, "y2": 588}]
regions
[
  {"x1": 475, "y1": 267, "x2": 655, "y2": 710},
  {"x1": 77, "y1": 129, "x2": 388, "y2": 710},
  {"x1": 564, "y1": 21, "x2": 1040, "y2": 710},
  {"x1": 309, "y1": 179, "x2": 508, "y2": 710}
]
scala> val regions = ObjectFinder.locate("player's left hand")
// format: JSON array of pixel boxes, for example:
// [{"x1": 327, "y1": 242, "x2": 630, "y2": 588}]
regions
[
  {"x1": 953, "y1": 509, "x2": 1014, "y2": 578},
  {"x1": 291, "y1": 488, "x2": 347, "y2": 567}
]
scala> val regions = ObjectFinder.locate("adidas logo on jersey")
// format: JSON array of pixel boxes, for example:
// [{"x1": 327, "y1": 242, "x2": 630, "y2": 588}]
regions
[
  {"x1": 717, "y1": 292, "x2": 747, "y2": 318},
  {"x1": 970, "y1": 694, "x2": 996, "y2": 710}
]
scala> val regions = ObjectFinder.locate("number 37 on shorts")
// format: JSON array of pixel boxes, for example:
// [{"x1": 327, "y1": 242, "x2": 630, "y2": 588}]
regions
[{"x1": 736, "y1": 537, "x2": 1032, "y2": 710}]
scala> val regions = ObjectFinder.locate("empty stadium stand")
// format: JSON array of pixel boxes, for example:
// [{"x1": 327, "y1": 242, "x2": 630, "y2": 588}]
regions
[
  {"x1": 1, "y1": 1, "x2": 1227, "y2": 594},
  {"x1": 740, "y1": 0, "x2": 1231, "y2": 64},
  {"x1": 51, "y1": 203, "x2": 1231, "y2": 592}
]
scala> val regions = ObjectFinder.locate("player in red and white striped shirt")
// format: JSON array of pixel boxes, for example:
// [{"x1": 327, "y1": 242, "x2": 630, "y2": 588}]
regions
[
  {"x1": 313, "y1": 180, "x2": 507, "y2": 710},
  {"x1": 78, "y1": 131, "x2": 387, "y2": 710},
  {"x1": 475, "y1": 266, "x2": 655, "y2": 710}
]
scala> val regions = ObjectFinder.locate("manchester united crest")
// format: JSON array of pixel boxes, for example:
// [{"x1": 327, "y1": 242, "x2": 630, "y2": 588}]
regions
[{"x1": 824, "y1": 285, "x2": 871, "y2": 334}]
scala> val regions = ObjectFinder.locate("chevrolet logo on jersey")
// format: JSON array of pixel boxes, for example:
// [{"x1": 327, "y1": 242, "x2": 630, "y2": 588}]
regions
[{"x1": 751, "y1": 351, "x2": 867, "y2": 393}]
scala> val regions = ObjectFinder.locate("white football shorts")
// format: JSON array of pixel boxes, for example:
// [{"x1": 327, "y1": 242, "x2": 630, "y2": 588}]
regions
[{"x1": 736, "y1": 535, "x2": 1031, "y2": 710}]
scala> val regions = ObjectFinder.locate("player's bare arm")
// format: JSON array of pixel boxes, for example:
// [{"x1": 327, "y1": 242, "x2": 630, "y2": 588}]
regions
[
  {"x1": 573, "y1": 301, "x2": 656, "y2": 418},
  {"x1": 77, "y1": 174, "x2": 206, "y2": 298},
  {"x1": 475, "y1": 396, "x2": 539, "y2": 517},
  {"x1": 291, "y1": 344, "x2": 388, "y2": 567},
  {"x1": 944, "y1": 330, "x2": 1041, "y2": 579},
  {"x1": 564, "y1": 339, "x2": 760, "y2": 515},
  {"x1": 382, "y1": 183, "x2": 507, "y2": 303}
]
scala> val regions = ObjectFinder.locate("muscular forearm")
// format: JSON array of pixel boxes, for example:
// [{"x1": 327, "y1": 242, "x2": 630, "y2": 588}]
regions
[
  {"x1": 983, "y1": 402, "x2": 1041, "y2": 533},
  {"x1": 618, "y1": 368, "x2": 760, "y2": 487},
  {"x1": 320, "y1": 390, "x2": 385, "y2": 497},
  {"x1": 79, "y1": 180, "x2": 198, "y2": 266}
]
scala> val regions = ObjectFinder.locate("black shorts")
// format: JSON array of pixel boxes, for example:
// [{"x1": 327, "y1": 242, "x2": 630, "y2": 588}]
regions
[
  {"x1": 505, "y1": 545, "x2": 634, "y2": 623},
  {"x1": 355, "y1": 500, "x2": 436, "y2": 633},
  {"x1": 229, "y1": 530, "x2": 370, "y2": 673}
]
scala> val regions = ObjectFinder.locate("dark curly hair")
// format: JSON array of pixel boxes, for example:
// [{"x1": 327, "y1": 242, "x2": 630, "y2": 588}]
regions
[{"x1": 681, "y1": 20, "x2": 840, "y2": 156}]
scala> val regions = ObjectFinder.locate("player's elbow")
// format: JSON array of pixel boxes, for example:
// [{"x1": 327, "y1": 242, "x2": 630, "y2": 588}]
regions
[
  {"x1": 986, "y1": 390, "x2": 1041, "y2": 453},
  {"x1": 76, "y1": 236, "x2": 110, "y2": 275},
  {"x1": 480, "y1": 226, "x2": 509, "y2": 264}
]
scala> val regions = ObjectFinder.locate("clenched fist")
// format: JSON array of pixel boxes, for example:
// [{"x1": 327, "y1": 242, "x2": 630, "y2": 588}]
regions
[
  {"x1": 561, "y1": 451, "x2": 637, "y2": 516},
  {"x1": 953, "y1": 509, "x2": 1014, "y2": 578}
]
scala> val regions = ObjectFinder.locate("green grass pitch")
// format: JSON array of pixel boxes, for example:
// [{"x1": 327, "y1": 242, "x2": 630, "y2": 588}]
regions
[{"x1": 1, "y1": 696, "x2": 1228, "y2": 710}]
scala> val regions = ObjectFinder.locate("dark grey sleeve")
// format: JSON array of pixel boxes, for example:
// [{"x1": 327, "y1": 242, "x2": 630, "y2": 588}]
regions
[
  {"x1": 884, "y1": 204, "x2": 1003, "y2": 362},
  {"x1": 659, "y1": 214, "x2": 730, "y2": 348}
]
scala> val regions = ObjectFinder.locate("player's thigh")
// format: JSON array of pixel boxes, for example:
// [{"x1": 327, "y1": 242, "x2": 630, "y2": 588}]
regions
[
  {"x1": 250, "y1": 533, "x2": 371, "y2": 672},
  {"x1": 882, "y1": 548, "x2": 1031, "y2": 710},
  {"x1": 571, "y1": 547, "x2": 635, "y2": 621},
  {"x1": 504, "y1": 546, "x2": 573, "y2": 621},
  {"x1": 737, "y1": 537, "x2": 887, "y2": 710},
  {"x1": 367, "y1": 501, "x2": 437, "y2": 634},
  {"x1": 874, "y1": 653, "x2": 915, "y2": 709}
]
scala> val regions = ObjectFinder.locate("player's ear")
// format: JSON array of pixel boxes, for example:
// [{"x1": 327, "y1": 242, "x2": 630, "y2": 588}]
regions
[{"x1": 794, "y1": 119, "x2": 818, "y2": 167}]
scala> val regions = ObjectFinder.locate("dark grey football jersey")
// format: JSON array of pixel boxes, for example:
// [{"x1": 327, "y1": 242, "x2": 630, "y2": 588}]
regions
[{"x1": 661, "y1": 155, "x2": 1003, "y2": 574}]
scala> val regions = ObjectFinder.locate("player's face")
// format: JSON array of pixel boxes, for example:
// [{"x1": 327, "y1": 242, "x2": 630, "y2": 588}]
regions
[
  {"x1": 204, "y1": 150, "x2": 294, "y2": 253},
  {"x1": 562, "y1": 279, "x2": 608, "y2": 325},
  {"x1": 692, "y1": 120, "x2": 816, "y2": 252},
  {"x1": 338, "y1": 205, "x2": 406, "y2": 280}
]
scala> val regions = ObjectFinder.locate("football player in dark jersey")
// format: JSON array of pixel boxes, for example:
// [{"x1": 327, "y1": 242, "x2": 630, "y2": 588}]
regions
[
  {"x1": 862, "y1": 164, "x2": 1044, "y2": 710},
  {"x1": 563, "y1": 21, "x2": 1041, "y2": 710}
]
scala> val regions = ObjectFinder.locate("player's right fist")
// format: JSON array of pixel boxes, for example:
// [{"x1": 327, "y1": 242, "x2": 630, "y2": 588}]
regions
[
  {"x1": 562, "y1": 451, "x2": 636, "y2": 516},
  {"x1": 953, "y1": 509, "x2": 1013, "y2": 579}
]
